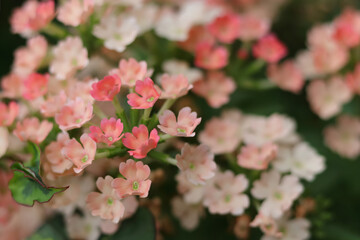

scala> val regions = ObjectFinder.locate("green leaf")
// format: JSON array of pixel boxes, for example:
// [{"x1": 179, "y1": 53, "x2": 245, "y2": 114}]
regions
[
  {"x1": 8, "y1": 142, "x2": 67, "y2": 206},
  {"x1": 102, "y1": 207, "x2": 156, "y2": 240},
  {"x1": 27, "y1": 214, "x2": 69, "y2": 240}
]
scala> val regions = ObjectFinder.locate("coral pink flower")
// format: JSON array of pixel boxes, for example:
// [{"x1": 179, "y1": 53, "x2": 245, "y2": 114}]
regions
[
  {"x1": 195, "y1": 41, "x2": 228, "y2": 70},
  {"x1": 193, "y1": 71, "x2": 235, "y2": 108},
  {"x1": 57, "y1": 0, "x2": 94, "y2": 27},
  {"x1": 90, "y1": 75, "x2": 121, "y2": 101},
  {"x1": 62, "y1": 133, "x2": 97, "y2": 173},
  {"x1": 333, "y1": 8, "x2": 360, "y2": 48},
  {"x1": 55, "y1": 97, "x2": 93, "y2": 131},
  {"x1": 40, "y1": 91, "x2": 67, "y2": 117},
  {"x1": 110, "y1": 58, "x2": 148, "y2": 87},
  {"x1": 307, "y1": 77, "x2": 352, "y2": 119},
  {"x1": 253, "y1": 34, "x2": 287, "y2": 63},
  {"x1": 1, "y1": 74, "x2": 24, "y2": 99},
  {"x1": 178, "y1": 25, "x2": 216, "y2": 52},
  {"x1": 122, "y1": 125, "x2": 160, "y2": 159},
  {"x1": 208, "y1": 13, "x2": 241, "y2": 43},
  {"x1": 44, "y1": 132, "x2": 73, "y2": 174},
  {"x1": 13, "y1": 117, "x2": 53, "y2": 144},
  {"x1": 250, "y1": 214, "x2": 282, "y2": 238},
  {"x1": 156, "y1": 74, "x2": 192, "y2": 99},
  {"x1": 251, "y1": 170, "x2": 303, "y2": 218},
  {"x1": 267, "y1": 60, "x2": 305, "y2": 94},
  {"x1": 10, "y1": 0, "x2": 55, "y2": 36},
  {"x1": 237, "y1": 143, "x2": 278, "y2": 170},
  {"x1": 158, "y1": 107, "x2": 201, "y2": 137},
  {"x1": 204, "y1": 171, "x2": 249, "y2": 215},
  {"x1": 13, "y1": 36, "x2": 48, "y2": 77},
  {"x1": 50, "y1": 37, "x2": 89, "y2": 80},
  {"x1": 312, "y1": 45, "x2": 349, "y2": 75},
  {"x1": 346, "y1": 63, "x2": 360, "y2": 94},
  {"x1": 86, "y1": 176, "x2": 125, "y2": 223},
  {"x1": 89, "y1": 118, "x2": 124, "y2": 146},
  {"x1": 112, "y1": 159, "x2": 152, "y2": 198},
  {"x1": 199, "y1": 116, "x2": 241, "y2": 154},
  {"x1": 127, "y1": 78, "x2": 160, "y2": 109},
  {"x1": 0, "y1": 102, "x2": 19, "y2": 127},
  {"x1": 22, "y1": 73, "x2": 49, "y2": 100},
  {"x1": 176, "y1": 144, "x2": 216, "y2": 185},
  {"x1": 238, "y1": 14, "x2": 270, "y2": 41}
]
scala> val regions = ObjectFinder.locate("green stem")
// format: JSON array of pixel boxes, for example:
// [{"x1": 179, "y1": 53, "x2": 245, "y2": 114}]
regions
[
  {"x1": 141, "y1": 107, "x2": 152, "y2": 124},
  {"x1": 148, "y1": 151, "x2": 177, "y2": 166},
  {"x1": 158, "y1": 99, "x2": 176, "y2": 117},
  {"x1": 95, "y1": 147, "x2": 127, "y2": 159},
  {"x1": 113, "y1": 97, "x2": 130, "y2": 132},
  {"x1": 93, "y1": 104, "x2": 107, "y2": 119},
  {"x1": 41, "y1": 22, "x2": 68, "y2": 39},
  {"x1": 242, "y1": 59, "x2": 266, "y2": 76},
  {"x1": 159, "y1": 134, "x2": 174, "y2": 143},
  {"x1": 130, "y1": 109, "x2": 140, "y2": 127}
]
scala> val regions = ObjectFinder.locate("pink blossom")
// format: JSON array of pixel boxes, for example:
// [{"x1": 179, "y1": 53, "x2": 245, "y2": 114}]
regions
[
  {"x1": 250, "y1": 214, "x2": 282, "y2": 238},
  {"x1": 333, "y1": 8, "x2": 360, "y2": 48},
  {"x1": 55, "y1": 97, "x2": 93, "y2": 131},
  {"x1": 307, "y1": 77, "x2": 352, "y2": 119},
  {"x1": 324, "y1": 115, "x2": 360, "y2": 158},
  {"x1": 1, "y1": 74, "x2": 24, "y2": 98},
  {"x1": 176, "y1": 144, "x2": 216, "y2": 185},
  {"x1": 346, "y1": 63, "x2": 360, "y2": 94},
  {"x1": 267, "y1": 60, "x2": 305, "y2": 93},
  {"x1": 0, "y1": 102, "x2": 19, "y2": 127},
  {"x1": 66, "y1": 80, "x2": 95, "y2": 105},
  {"x1": 192, "y1": 71, "x2": 235, "y2": 108},
  {"x1": 90, "y1": 75, "x2": 121, "y2": 101},
  {"x1": 208, "y1": 13, "x2": 241, "y2": 43},
  {"x1": 50, "y1": 37, "x2": 89, "y2": 80},
  {"x1": 158, "y1": 107, "x2": 201, "y2": 137},
  {"x1": 238, "y1": 14, "x2": 270, "y2": 41},
  {"x1": 195, "y1": 41, "x2": 228, "y2": 70},
  {"x1": 176, "y1": 172, "x2": 207, "y2": 204},
  {"x1": 162, "y1": 60, "x2": 203, "y2": 84},
  {"x1": 112, "y1": 159, "x2": 152, "y2": 198},
  {"x1": 22, "y1": 73, "x2": 49, "y2": 100},
  {"x1": 62, "y1": 133, "x2": 97, "y2": 174},
  {"x1": 253, "y1": 34, "x2": 287, "y2": 63},
  {"x1": 312, "y1": 45, "x2": 349, "y2": 75},
  {"x1": 156, "y1": 74, "x2": 192, "y2": 99},
  {"x1": 57, "y1": 0, "x2": 94, "y2": 27},
  {"x1": 44, "y1": 132, "x2": 73, "y2": 174},
  {"x1": 251, "y1": 170, "x2": 303, "y2": 218},
  {"x1": 13, "y1": 36, "x2": 48, "y2": 77},
  {"x1": 127, "y1": 78, "x2": 160, "y2": 109},
  {"x1": 10, "y1": 0, "x2": 55, "y2": 36},
  {"x1": 199, "y1": 116, "x2": 241, "y2": 154},
  {"x1": 13, "y1": 117, "x2": 53, "y2": 144},
  {"x1": 122, "y1": 125, "x2": 160, "y2": 159},
  {"x1": 89, "y1": 118, "x2": 124, "y2": 146},
  {"x1": 171, "y1": 196, "x2": 204, "y2": 230},
  {"x1": 178, "y1": 25, "x2": 216, "y2": 52},
  {"x1": 110, "y1": 58, "x2": 148, "y2": 87},
  {"x1": 40, "y1": 91, "x2": 67, "y2": 117},
  {"x1": 86, "y1": 176, "x2": 125, "y2": 223},
  {"x1": 204, "y1": 171, "x2": 249, "y2": 215},
  {"x1": 237, "y1": 143, "x2": 278, "y2": 170}
]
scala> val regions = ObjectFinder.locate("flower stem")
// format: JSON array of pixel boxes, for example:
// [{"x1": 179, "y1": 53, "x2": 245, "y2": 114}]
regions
[
  {"x1": 148, "y1": 151, "x2": 177, "y2": 166},
  {"x1": 141, "y1": 107, "x2": 152, "y2": 124},
  {"x1": 93, "y1": 104, "x2": 107, "y2": 119},
  {"x1": 41, "y1": 22, "x2": 68, "y2": 39},
  {"x1": 158, "y1": 99, "x2": 176, "y2": 117},
  {"x1": 113, "y1": 97, "x2": 130, "y2": 132}
]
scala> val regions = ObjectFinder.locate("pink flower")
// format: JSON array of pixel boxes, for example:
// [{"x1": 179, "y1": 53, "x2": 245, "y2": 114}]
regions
[
  {"x1": 122, "y1": 125, "x2": 160, "y2": 159},
  {"x1": 204, "y1": 171, "x2": 249, "y2": 215},
  {"x1": 158, "y1": 107, "x2": 201, "y2": 137},
  {"x1": 237, "y1": 143, "x2": 278, "y2": 170},
  {"x1": 1, "y1": 74, "x2": 24, "y2": 98},
  {"x1": 50, "y1": 37, "x2": 89, "y2": 80},
  {"x1": 112, "y1": 159, "x2": 152, "y2": 198},
  {"x1": 208, "y1": 13, "x2": 241, "y2": 43},
  {"x1": 171, "y1": 196, "x2": 204, "y2": 230},
  {"x1": 13, "y1": 117, "x2": 53, "y2": 144},
  {"x1": 253, "y1": 34, "x2": 287, "y2": 63},
  {"x1": 346, "y1": 63, "x2": 360, "y2": 94},
  {"x1": 62, "y1": 133, "x2": 97, "y2": 173},
  {"x1": 307, "y1": 77, "x2": 352, "y2": 119},
  {"x1": 0, "y1": 102, "x2": 19, "y2": 127},
  {"x1": 55, "y1": 97, "x2": 93, "y2": 131},
  {"x1": 89, "y1": 118, "x2": 124, "y2": 146},
  {"x1": 195, "y1": 41, "x2": 228, "y2": 70},
  {"x1": 176, "y1": 144, "x2": 216, "y2": 185},
  {"x1": 110, "y1": 58, "x2": 148, "y2": 87},
  {"x1": 156, "y1": 74, "x2": 192, "y2": 99},
  {"x1": 192, "y1": 71, "x2": 235, "y2": 108},
  {"x1": 22, "y1": 73, "x2": 49, "y2": 100},
  {"x1": 40, "y1": 91, "x2": 67, "y2": 117},
  {"x1": 86, "y1": 176, "x2": 125, "y2": 223},
  {"x1": 178, "y1": 25, "x2": 216, "y2": 52},
  {"x1": 238, "y1": 14, "x2": 270, "y2": 41},
  {"x1": 127, "y1": 78, "x2": 160, "y2": 109},
  {"x1": 57, "y1": 0, "x2": 94, "y2": 27},
  {"x1": 250, "y1": 214, "x2": 282, "y2": 238},
  {"x1": 44, "y1": 132, "x2": 73, "y2": 174},
  {"x1": 90, "y1": 75, "x2": 121, "y2": 101},
  {"x1": 333, "y1": 8, "x2": 360, "y2": 48},
  {"x1": 251, "y1": 170, "x2": 303, "y2": 218},
  {"x1": 267, "y1": 60, "x2": 305, "y2": 94},
  {"x1": 10, "y1": 0, "x2": 55, "y2": 36},
  {"x1": 176, "y1": 172, "x2": 207, "y2": 204},
  {"x1": 13, "y1": 36, "x2": 48, "y2": 77}
]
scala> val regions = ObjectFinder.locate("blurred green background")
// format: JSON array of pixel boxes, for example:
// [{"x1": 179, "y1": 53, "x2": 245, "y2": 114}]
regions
[{"x1": 1, "y1": 0, "x2": 360, "y2": 239}]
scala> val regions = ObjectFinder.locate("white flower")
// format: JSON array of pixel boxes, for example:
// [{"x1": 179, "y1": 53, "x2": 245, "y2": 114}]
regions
[
  {"x1": 262, "y1": 217, "x2": 310, "y2": 240},
  {"x1": 0, "y1": 127, "x2": 9, "y2": 158},
  {"x1": 162, "y1": 60, "x2": 203, "y2": 84},
  {"x1": 273, "y1": 142, "x2": 325, "y2": 181},
  {"x1": 251, "y1": 170, "x2": 303, "y2": 219},
  {"x1": 93, "y1": 16, "x2": 139, "y2": 52},
  {"x1": 171, "y1": 196, "x2": 204, "y2": 230}
]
